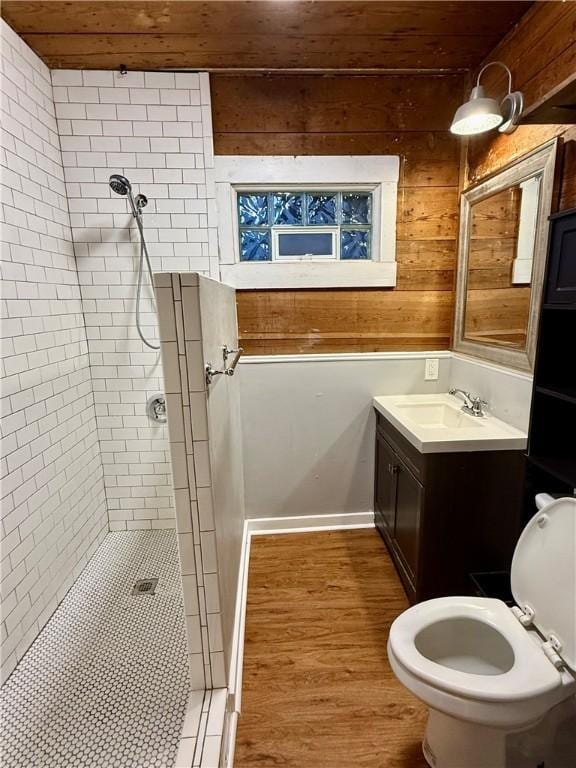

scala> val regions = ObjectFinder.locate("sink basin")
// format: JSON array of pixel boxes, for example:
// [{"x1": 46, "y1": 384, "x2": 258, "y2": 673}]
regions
[
  {"x1": 373, "y1": 394, "x2": 527, "y2": 453},
  {"x1": 395, "y1": 402, "x2": 485, "y2": 430}
]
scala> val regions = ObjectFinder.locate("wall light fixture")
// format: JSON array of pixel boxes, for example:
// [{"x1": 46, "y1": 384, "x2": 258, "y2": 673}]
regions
[{"x1": 450, "y1": 61, "x2": 524, "y2": 136}]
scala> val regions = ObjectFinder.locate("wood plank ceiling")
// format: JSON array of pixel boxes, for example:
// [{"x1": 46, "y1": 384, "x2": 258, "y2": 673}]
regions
[{"x1": 1, "y1": 0, "x2": 532, "y2": 72}]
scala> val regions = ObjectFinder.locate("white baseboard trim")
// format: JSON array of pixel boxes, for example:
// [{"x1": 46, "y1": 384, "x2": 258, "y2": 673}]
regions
[
  {"x1": 223, "y1": 510, "x2": 375, "y2": 766},
  {"x1": 247, "y1": 511, "x2": 375, "y2": 535}
]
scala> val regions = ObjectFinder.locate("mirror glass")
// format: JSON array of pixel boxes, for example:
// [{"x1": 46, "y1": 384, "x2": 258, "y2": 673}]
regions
[
  {"x1": 463, "y1": 175, "x2": 542, "y2": 350},
  {"x1": 453, "y1": 139, "x2": 557, "y2": 371}
]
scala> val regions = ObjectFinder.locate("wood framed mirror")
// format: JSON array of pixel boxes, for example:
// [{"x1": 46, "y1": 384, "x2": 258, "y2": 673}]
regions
[{"x1": 453, "y1": 139, "x2": 559, "y2": 371}]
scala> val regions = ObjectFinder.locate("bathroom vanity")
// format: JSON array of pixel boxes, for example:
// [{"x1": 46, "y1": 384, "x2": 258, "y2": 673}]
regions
[{"x1": 373, "y1": 395, "x2": 527, "y2": 603}]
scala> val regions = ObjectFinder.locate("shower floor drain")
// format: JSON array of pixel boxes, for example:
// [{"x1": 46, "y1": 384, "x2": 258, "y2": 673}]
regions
[{"x1": 132, "y1": 578, "x2": 159, "y2": 595}]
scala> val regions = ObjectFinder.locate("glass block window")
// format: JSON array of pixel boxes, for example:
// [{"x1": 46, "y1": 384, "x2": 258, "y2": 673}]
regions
[
  {"x1": 239, "y1": 230, "x2": 271, "y2": 261},
  {"x1": 308, "y1": 194, "x2": 337, "y2": 225},
  {"x1": 238, "y1": 190, "x2": 373, "y2": 262},
  {"x1": 273, "y1": 193, "x2": 303, "y2": 225},
  {"x1": 238, "y1": 194, "x2": 268, "y2": 226},
  {"x1": 341, "y1": 230, "x2": 370, "y2": 260}
]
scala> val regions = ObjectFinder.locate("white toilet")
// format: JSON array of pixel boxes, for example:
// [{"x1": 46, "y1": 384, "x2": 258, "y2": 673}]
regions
[{"x1": 387, "y1": 496, "x2": 576, "y2": 768}]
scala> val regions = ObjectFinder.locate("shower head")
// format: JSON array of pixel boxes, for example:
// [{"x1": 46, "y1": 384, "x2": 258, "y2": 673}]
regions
[{"x1": 109, "y1": 174, "x2": 132, "y2": 196}]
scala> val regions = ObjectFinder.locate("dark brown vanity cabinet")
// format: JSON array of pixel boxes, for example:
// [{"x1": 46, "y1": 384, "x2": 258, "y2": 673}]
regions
[
  {"x1": 375, "y1": 428, "x2": 422, "y2": 587},
  {"x1": 374, "y1": 410, "x2": 525, "y2": 604}
]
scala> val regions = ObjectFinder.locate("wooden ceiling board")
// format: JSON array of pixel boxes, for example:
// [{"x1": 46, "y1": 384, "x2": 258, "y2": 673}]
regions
[
  {"x1": 18, "y1": 32, "x2": 514, "y2": 71},
  {"x1": 1, "y1": 0, "x2": 533, "y2": 71}
]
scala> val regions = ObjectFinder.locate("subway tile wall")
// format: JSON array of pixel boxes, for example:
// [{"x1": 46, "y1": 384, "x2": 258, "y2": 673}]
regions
[
  {"x1": 54, "y1": 68, "x2": 218, "y2": 530},
  {"x1": 155, "y1": 273, "x2": 226, "y2": 691},
  {"x1": 0, "y1": 20, "x2": 108, "y2": 682}
]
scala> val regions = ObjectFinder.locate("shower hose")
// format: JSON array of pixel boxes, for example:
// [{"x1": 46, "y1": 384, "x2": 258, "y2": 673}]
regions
[{"x1": 133, "y1": 212, "x2": 160, "y2": 351}]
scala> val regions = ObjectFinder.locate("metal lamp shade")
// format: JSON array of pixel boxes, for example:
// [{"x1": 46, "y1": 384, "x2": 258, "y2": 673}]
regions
[{"x1": 450, "y1": 85, "x2": 503, "y2": 136}]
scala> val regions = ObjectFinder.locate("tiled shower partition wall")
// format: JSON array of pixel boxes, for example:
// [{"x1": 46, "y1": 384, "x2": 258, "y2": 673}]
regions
[
  {"x1": 155, "y1": 273, "x2": 245, "y2": 691},
  {"x1": 0, "y1": 20, "x2": 107, "y2": 681},
  {"x1": 54, "y1": 69, "x2": 218, "y2": 530}
]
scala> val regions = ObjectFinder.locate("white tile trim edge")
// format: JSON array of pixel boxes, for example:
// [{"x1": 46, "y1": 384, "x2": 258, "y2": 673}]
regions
[{"x1": 223, "y1": 511, "x2": 375, "y2": 767}]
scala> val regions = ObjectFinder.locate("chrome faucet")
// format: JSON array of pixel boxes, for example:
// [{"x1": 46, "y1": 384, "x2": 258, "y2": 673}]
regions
[{"x1": 449, "y1": 388, "x2": 488, "y2": 417}]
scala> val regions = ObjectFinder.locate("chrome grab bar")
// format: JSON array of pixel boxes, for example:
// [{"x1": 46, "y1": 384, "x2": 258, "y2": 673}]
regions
[
  {"x1": 205, "y1": 364, "x2": 223, "y2": 386},
  {"x1": 223, "y1": 346, "x2": 243, "y2": 376},
  {"x1": 205, "y1": 345, "x2": 244, "y2": 385}
]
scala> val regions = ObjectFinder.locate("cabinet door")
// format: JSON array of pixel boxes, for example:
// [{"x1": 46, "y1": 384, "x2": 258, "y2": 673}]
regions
[
  {"x1": 375, "y1": 431, "x2": 398, "y2": 535},
  {"x1": 394, "y1": 464, "x2": 423, "y2": 581},
  {"x1": 546, "y1": 212, "x2": 576, "y2": 304}
]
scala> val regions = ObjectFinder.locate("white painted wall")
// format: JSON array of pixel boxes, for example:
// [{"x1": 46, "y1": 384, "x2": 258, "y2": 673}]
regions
[
  {"x1": 0, "y1": 20, "x2": 107, "y2": 682},
  {"x1": 239, "y1": 352, "x2": 533, "y2": 520},
  {"x1": 239, "y1": 353, "x2": 451, "y2": 519}
]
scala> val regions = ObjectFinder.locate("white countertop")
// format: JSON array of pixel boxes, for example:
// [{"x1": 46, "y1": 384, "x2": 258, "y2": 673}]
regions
[{"x1": 373, "y1": 394, "x2": 528, "y2": 454}]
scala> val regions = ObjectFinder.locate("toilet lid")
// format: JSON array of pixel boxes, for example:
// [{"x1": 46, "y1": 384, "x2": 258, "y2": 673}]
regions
[{"x1": 511, "y1": 497, "x2": 576, "y2": 671}]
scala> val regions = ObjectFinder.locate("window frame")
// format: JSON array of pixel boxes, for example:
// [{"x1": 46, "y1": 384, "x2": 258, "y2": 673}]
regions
[
  {"x1": 215, "y1": 155, "x2": 399, "y2": 289},
  {"x1": 272, "y1": 226, "x2": 340, "y2": 262},
  {"x1": 237, "y1": 186, "x2": 375, "y2": 263}
]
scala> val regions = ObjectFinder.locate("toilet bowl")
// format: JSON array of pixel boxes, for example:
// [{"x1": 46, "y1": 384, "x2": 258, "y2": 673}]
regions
[{"x1": 387, "y1": 497, "x2": 576, "y2": 768}]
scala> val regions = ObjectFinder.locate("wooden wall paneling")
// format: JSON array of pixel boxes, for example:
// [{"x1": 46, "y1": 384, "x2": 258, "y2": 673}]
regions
[
  {"x1": 213, "y1": 73, "x2": 465, "y2": 354},
  {"x1": 235, "y1": 290, "x2": 454, "y2": 354},
  {"x1": 396, "y1": 187, "x2": 460, "y2": 241},
  {"x1": 467, "y1": 4, "x2": 576, "y2": 213},
  {"x1": 213, "y1": 132, "x2": 461, "y2": 187},
  {"x1": 474, "y1": 2, "x2": 576, "y2": 113},
  {"x1": 211, "y1": 74, "x2": 463, "y2": 133}
]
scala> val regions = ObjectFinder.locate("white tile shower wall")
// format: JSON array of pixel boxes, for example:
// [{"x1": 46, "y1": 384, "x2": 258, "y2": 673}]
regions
[
  {"x1": 54, "y1": 69, "x2": 218, "y2": 529},
  {"x1": 0, "y1": 20, "x2": 107, "y2": 682},
  {"x1": 155, "y1": 273, "x2": 227, "y2": 691},
  {"x1": 197, "y1": 277, "x2": 244, "y2": 683}
]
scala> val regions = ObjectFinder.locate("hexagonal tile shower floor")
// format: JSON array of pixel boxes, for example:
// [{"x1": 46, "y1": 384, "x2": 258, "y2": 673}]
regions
[{"x1": 1, "y1": 530, "x2": 190, "y2": 768}]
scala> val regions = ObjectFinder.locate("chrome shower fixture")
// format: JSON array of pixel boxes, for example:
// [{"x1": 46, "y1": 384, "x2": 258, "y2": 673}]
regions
[
  {"x1": 109, "y1": 174, "x2": 148, "y2": 217},
  {"x1": 109, "y1": 173, "x2": 131, "y2": 196},
  {"x1": 109, "y1": 172, "x2": 157, "y2": 350}
]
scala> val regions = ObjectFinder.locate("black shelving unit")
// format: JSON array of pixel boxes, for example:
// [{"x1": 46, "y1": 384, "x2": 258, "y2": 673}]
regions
[{"x1": 524, "y1": 208, "x2": 576, "y2": 519}]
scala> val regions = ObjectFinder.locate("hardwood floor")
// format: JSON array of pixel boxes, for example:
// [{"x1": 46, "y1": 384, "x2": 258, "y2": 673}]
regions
[{"x1": 234, "y1": 529, "x2": 428, "y2": 768}]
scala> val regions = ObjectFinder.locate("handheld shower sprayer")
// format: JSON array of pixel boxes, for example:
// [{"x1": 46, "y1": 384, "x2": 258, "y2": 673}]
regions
[
  {"x1": 109, "y1": 173, "x2": 131, "y2": 196},
  {"x1": 109, "y1": 174, "x2": 148, "y2": 219},
  {"x1": 109, "y1": 174, "x2": 158, "y2": 350}
]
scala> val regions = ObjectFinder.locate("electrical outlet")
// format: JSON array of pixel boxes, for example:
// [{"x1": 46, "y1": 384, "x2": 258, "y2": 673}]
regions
[{"x1": 424, "y1": 358, "x2": 439, "y2": 381}]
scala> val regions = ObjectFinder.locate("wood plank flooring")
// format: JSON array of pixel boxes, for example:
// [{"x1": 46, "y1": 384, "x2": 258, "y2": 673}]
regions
[{"x1": 234, "y1": 529, "x2": 428, "y2": 768}]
